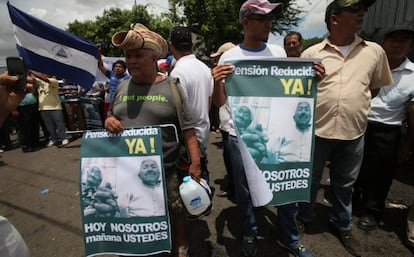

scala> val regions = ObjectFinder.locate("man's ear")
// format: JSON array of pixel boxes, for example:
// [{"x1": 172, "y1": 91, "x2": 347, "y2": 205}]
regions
[
  {"x1": 330, "y1": 14, "x2": 339, "y2": 26},
  {"x1": 240, "y1": 16, "x2": 251, "y2": 29},
  {"x1": 169, "y1": 42, "x2": 175, "y2": 52}
]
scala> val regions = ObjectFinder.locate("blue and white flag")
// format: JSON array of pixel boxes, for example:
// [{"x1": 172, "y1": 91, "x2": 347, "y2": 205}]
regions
[{"x1": 7, "y1": 2, "x2": 98, "y2": 90}]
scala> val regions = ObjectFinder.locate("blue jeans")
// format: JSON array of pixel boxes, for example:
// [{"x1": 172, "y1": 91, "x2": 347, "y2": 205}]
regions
[
  {"x1": 277, "y1": 203, "x2": 300, "y2": 247},
  {"x1": 229, "y1": 136, "x2": 300, "y2": 246},
  {"x1": 228, "y1": 135, "x2": 258, "y2": 237},
  {"x1": 221, "y1": 130, "x2": 234, "y2": 195},
  {"x1": 40, "y1": 110, "x2": 68, "y2": 142},
  {"x1": 298, "y1": 135, "x2": 364, "y2": 230}
]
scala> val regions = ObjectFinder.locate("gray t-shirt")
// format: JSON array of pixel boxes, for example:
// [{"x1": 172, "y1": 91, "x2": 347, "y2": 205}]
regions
[{"x1": 109, "y1": 77, "x2": 195, "y2": 173}]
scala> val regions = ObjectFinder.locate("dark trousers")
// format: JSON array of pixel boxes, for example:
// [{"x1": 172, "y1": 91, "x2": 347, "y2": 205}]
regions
[
  {"x1": 355, "y1": 121, "x2": 401, "y2": 217},
  {"x1": 0, "y1": 116, "x2": 12, "y2": 148},
  {"x1": 221, "y1": 130, "x2": 234, "y2": 195},
  {"x1": 17, "y1": 103, "x2": 40, "y2": 149},
  {"x1": 227, "y1": 134, "x2": 257, "y2": 236},
  {"x1": 209, "y1": 102, "x2": 220, "y2": 131}
]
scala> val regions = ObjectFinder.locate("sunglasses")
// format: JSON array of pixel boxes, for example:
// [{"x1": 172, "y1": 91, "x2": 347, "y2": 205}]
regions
[{"x1": 341, "y1": 2, "x2": 368, "y2": 13}]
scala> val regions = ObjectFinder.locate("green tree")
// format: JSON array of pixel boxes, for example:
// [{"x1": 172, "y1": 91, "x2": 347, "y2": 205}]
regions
[
  {"x1": 66, "y1": 1, "x2": 302, "y2": 58},
  {"x1": 66, "y1": 5, "x2": 173, "y2": 57},
  {"x1": 173, "y1": 0, "x2": 301, "y2": 57},
  {"x1": 302, "y1": 36, "x2": 324, "y2": 50}
]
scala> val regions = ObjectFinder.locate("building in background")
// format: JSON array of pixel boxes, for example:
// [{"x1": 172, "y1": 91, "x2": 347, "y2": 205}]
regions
[{"x1": 362, "y1": 0, "x2": 414, "y2": 60}]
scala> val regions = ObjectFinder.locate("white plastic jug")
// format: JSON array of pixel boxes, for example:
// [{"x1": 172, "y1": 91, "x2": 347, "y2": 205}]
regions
[{"x1": 179, "y1": 176, "x2": 211, "y2": 215}]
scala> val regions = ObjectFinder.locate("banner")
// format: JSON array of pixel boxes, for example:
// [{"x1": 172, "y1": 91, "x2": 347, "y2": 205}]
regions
[
  {"x1": 81, "y1": 97, "x2": 104, "y2": 129},
  {"x1": 80, "y1": 127, "x2": 171, "y2": 256},
  {"x1": 7, "y1": 2, "x2": 98, "y2": 90},
  {"x1": 225, "y1": 57, "x2": 317, "y2": 206}
]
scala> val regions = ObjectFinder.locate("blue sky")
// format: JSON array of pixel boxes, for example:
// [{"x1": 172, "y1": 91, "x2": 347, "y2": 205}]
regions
[{"x1": 0, "y1": 0, "x2": 329, "y2": 66}]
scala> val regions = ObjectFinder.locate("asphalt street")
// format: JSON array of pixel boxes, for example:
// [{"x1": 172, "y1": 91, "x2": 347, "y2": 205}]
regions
[{"x1": 0, "y1": 131, "x2": 413, "y2": 257}]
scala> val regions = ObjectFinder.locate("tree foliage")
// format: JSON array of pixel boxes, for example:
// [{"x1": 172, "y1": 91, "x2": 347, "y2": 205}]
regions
[
  {"x1": 173, "y1": 0, "x2": 301, "y2": 56},
  {"x1": 66, "y1": 1, "x2": 302, "y2": 58},
  {"x1": 302, "y1": 36, "x2": 324, "y2": 50},
  {"x1": 67, "y1": 5, "x2": 173, "y2": 57}
]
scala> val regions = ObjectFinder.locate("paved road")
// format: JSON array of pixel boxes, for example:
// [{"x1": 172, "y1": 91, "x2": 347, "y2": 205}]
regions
[{"x1": 0, "y1": 132, "x2": 413, "y2": 257}]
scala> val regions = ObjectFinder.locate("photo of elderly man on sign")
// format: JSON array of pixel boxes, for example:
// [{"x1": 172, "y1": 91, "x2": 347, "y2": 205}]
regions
[
  {"x1": 264, "y1": 98, "x2": 314, "y2": 164},
  {"x1": 117, "y1": 157, "x2": 166, "y2": 217}
]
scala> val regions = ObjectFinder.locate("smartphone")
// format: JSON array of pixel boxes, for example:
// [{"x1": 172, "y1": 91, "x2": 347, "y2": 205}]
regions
[{"x1": 6, "y1": 57, "x2": 27, "y2": 92}]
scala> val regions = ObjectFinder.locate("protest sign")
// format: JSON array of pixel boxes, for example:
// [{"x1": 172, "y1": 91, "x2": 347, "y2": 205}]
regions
[
  {"x1": 81, "y1": 97, "x2": 104, "y2": 129},
  {"x1": 79, "y1": 127, "x2": 171, "y2": 256},
  {"x1": 225, "y1": 58, "x2": 317, "y2": 206}
]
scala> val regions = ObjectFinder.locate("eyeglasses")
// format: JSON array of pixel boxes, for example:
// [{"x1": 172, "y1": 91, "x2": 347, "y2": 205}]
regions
[
  {"x1": 246, "y1": 14, "x2": 274, "y2": 22},
  {"x1": 341, "y1": 2, "x2": 368, "y2": 13}
]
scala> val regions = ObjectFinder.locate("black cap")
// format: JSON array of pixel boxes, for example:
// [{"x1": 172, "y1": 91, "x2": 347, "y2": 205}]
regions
[
  {"x1": 385, "y1": 21, "x2": 414, "y2": 36},
  {"x1": 378, "y1": 21, "x2": 414, "y2": 42},
  {"x1": 325, "y1": 0, "x2": 376, "y2": 25},
  {"x1": 170, "y1": 26, "x2": 192, "y2": 51}
]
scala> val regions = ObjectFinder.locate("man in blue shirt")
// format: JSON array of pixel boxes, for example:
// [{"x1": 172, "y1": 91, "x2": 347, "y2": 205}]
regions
[{"x1": 98, "y1": 52, "x2": 130, "y2": 119}]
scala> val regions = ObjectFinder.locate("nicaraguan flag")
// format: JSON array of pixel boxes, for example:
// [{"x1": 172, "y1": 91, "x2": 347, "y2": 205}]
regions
[{"x1": 7, "y1": 2, "x2": 98, "y2": 90}]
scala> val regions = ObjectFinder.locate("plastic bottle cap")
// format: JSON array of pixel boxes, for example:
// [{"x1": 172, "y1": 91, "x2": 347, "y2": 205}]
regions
[{"x1": 183, "y1": 176, "x2": 191, "y2": 183}]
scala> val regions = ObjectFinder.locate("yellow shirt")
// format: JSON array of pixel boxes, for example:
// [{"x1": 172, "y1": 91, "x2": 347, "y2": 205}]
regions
[
  {"x1": 35, "y1": 77, "x2": 62, "y2": 111},
  {"x1": 301, "y1": 35, "x2": 393, "y2": 140}
]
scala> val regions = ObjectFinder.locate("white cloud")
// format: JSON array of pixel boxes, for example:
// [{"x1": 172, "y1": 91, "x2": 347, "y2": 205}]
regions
[
  {"x1": 293, "y1": 0, "x2": 330, "y2": 38},
  {"x1": 269, "y1": 0, "x2": 329, "y2": 45},
  {"x1": 28, "y1": 8, "x2": 47, "y2": 19},
  {"x1": 1, "y1": 0, "x2": 331, "y2": 64},
  {"x1": 0, "y1": 0, "x2": 169, "y2": 61}
]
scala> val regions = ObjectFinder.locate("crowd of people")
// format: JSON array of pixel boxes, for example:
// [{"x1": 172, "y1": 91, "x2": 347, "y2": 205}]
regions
[
  {"x1": 0, "y1": 70, "x2": 112, "y2": 153},
  {"x1": 0, "y1": 71, "x2": 70, "y2": 153},
  {"x1": 1, "y1": 0, "x2": 413, "y2": 257}
]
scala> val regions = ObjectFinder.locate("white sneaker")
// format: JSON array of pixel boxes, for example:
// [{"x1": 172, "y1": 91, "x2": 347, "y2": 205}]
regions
[
  {"x1": 61, "y1": 139, "x2": 69, "y2": 146},
  {"x1": 0, "y1": 149, "x2": 4, "y2": 153},
  {"x1": 47, "y1": 140, "x2": 55, "y2": 147}
]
